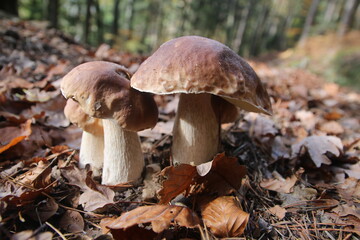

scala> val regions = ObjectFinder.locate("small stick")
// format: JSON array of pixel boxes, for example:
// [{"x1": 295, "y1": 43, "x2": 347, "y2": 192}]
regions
[{"x1": 46, "y1": 222, "x2": 67, "y2": 240}]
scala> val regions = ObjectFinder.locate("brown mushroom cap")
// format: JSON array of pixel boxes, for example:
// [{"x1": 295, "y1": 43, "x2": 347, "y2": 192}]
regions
[
  {"x1": 131, "y1": 36, "x2": 272, "y2": 115},
  {"x1": 64, "y1": 98, "x2": 102, "y2": 135},
  {"x1": 61, "y1": 61, "x2": 158, "y2": 131}
]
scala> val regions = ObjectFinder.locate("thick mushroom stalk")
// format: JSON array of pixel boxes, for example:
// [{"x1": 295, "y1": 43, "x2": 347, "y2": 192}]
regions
[
  {"x1": 131, "y1": 36, "x2": 272, "y2": 165},
  {"x1": 172, "y1": 94, "x2": 219, "y2": 165},
  {"x1": 64, "y1": 99, "x2": 104, "y2": 176},
  {"x1": 61, "y1": 61, "x2": 158, "y2": 185},
  {"x1": 102, "y1": 119, "x2": 143, "y2": 185}
]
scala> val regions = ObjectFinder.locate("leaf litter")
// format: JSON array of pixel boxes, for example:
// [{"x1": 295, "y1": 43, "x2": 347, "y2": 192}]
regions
[{"x1": 0, "y1": 19, "x2": 359, "y2": 239}]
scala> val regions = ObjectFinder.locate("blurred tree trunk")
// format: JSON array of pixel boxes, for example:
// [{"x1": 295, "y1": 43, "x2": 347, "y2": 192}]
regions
[
  {"x1": 111, "y1": 0, "x2": 120, "y2": 46},
  {"x1": 126, "y1": 0, "x2": 136, "y2": 40},
  {"x1": 232, "y1": 1, "x2": 254, "y2": 54},
  {"x1": 225, "y1": 0, "x2": 237, "y2": 46},
  {"x1": 298, "y1": 0, "x2": 320, "y2": 46},
  {"x1": 323, "y1": 0, "x2": 337, "y2": 24},
  {"x1": 94, "y1": 0, "x2": 104, "y2": 44},
  {"x1": 84, "y1": 0, "x2": 93, "y2": 44},
  {"x1": 47, "y1": 0, "x2": 59, "y2": 29},
  {"x1": 179, "y1": 0, "x2": 190, "y2": 36},
  {"x1": 250, "y1": 3, "x2": 270, "y2": 56},
  {"x1": 337, "y1": 0, "x2": 359, "y2": 36},
  {"x1": 0, "y1": 0, "x2": 18, "y2": 16}
]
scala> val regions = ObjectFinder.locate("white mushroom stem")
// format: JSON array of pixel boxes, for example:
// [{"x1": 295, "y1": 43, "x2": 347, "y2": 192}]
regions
[
  {"x1": 102, "y1": 119, "x2": 144, "y2": 185},
  {"x1": 172, "y1": 93, "x2": 220, "y2": 165},
  {"x1": 79, "y1": 130, "x2": 104, "y2": 176}
]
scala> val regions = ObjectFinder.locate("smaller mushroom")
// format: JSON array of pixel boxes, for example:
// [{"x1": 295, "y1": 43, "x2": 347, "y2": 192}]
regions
[
  {"x1": 61, "y1": 61, "x2": 158, "y2": 185},
  {"x1": 64, "y1": 98, "x2": 104, "y2": 176}
]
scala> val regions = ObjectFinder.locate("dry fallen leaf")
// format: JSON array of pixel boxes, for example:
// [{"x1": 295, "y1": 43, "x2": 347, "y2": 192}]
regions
[
  {"x1": 267, "y1": 205, "x2": 287, "y2": 220},
  {"x1": 158, "y1": 164, "x2": 197, "y2": 204},
  {"x1": 292, "y1": 135, "x2": 343, "y2": 167},
  {"x1": 100, "y1": 218, "x2": 157, "y2": 240},
  {"x1": 0, "y1": 119, "x2": 32, "y2": 154},
  {"x1": 15, "y1": 161, "x2": 52, "y2": 189},
  {"x1": 106, "y1": 205, "x2": 200, "y2": 233},
  {"x1": 318, "y1": 120, "x2": 344, "y2": 135},
  {"x1": 260, "y1": 168, "x2": 304, "y2": 194},
  {"x1": 61, "y1": 166, "x2": 115, "y2": 211},
  {"x1": 201, "y1": 196, "x2": 249, "y2": 237},
  {"x1": 158, "y1": 153, "x2": 247, "y2": 203}
]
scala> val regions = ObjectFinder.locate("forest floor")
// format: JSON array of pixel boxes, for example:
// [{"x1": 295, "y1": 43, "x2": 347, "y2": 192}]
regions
[{"x1": 0, "y1": 19, "x2": 359, "y2": 240}]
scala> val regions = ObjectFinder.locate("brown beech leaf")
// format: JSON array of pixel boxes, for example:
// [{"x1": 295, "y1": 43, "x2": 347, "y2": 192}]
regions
[
  {"x1": 158, "y1": 164, "x2": 197, "y2": 204},
  {"x1": 106, "y1": 205, "x2": 200, "y2": 233},
  {"x1": 267, "y1": 205, "x2": 287, "y2": 220},
  {"x1": 101, "y1": 218, "x2": 157, "y2": 240},
  {"x1": 292, "y1": 136, "x2": 343, "y2": 167},
  {"x1": 332, "y1": 204, "x2": 360, "y2": 219},
  {"x1": 260, "y1": 168, "x2": 304, "y2": 193},
  {"x1": 61, "y1": 166, "x2": 115, "y2": 211},
  {"x1": 194, "y1": 153, "x2": 247, "y2": 196},
  {"x1": 158, "y1": 153, "x2": 247, "y2": 203},
  {"x1": 201, "y1": 196, "x2": 249, "y2": 238},
  {"x1": 0, "y1": 119, "x2": 32, "y2": 154},
  {"x1": 15, "y1": 161, "x2": 52, "y2": 189}
]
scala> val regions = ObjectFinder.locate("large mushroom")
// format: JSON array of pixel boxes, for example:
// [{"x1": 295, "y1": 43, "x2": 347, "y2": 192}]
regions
[
  {"x1": 64, "y1": 98, "x2": 104, "y2": 176},
  {"x1": 61, "y1": 61, "x2": 158, "y2": 185},
  {"x1": 131, "y1": 36, "x2": 272, "y2": 165}
]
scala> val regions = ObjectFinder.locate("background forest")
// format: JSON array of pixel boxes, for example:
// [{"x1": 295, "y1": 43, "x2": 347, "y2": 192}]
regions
[
  {"x1": 0, "y1": 0, "x2": 358, "y2": 56},
  {"x1": 2, "y1": 0, "x2": 358, "y2": 89}
]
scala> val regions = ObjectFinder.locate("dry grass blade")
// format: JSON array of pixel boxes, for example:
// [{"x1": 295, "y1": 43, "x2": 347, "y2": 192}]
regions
[
  {"x1": 106, "y1": 204, "x2": 200, "y2": 233},
  {"x1": 201, "y1": 196, "x2": 249, "y2": 238}
]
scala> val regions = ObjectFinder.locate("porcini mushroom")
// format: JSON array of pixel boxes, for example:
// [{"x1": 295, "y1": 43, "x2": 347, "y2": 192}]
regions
[
  {"x1": 64, "y1": 98, "x2": 104, "y2": 176},
  {"x1": 131, "y1": 36, "x2": 272, "y2": 165},
  {"x1": 61, "y1": 61, "x2": 158, "y2": 185}
]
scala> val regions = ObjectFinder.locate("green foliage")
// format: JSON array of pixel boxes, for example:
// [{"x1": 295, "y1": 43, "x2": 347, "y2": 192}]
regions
[{"x1": 333, "y1": 49, "x2": 360, "y2": 90}]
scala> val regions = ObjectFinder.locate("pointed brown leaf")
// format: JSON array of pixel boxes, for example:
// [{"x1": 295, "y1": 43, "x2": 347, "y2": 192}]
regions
[
  {"x1": 201, "y1": 196, "x2": 249, "y2": 237},
  {"x1": 0, "y1": 119, "x2": 32, "y2": 154},
  {"x1": 61, "y1": 166, "x2": 115, "y2": 211},
  {"x1": 158, "y1": 164, "x2": 197, "y2": 204},
  {"x1": 194, "y1": 153, "x2": 247, "y2": 196},
  {"x1": 106, "y1": 205, "x2": 200, "y2": 233},
  {"x1": 260, "y1": 168, "x2": 304, "y2": 193}
]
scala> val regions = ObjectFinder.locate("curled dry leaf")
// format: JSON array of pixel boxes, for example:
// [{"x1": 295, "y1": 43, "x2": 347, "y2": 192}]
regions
[
  {"x1": 158, "y1": 164, "x2": 197, "y2": 204},
  {"x1": 158, "y1": 153, "x2": 247, "y2": 203},
  {"x1": 15, "y1": 161, "x2": 52, "y2": 189},
  {"x1": 61, "y1": 166, "x2": 115, "y2": 211},
  {"x1": 100, "y1": 218, "x2": 157, "y2": 240},
  {"x1": 260, "y1": 168, "x2": 304, "y2": 194},
  {"x1": 201, "y1": 196, "x2": 249, "y2": 238},
  {"x1": 106, "y1": 205, "x2": 200, "y2": 233},
  {"x1": 292, "y1": 135, "x2": 343, "y2": 167},
  {"x1": 0, "y1": 119, "x2": 32, "y2": 154}
]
